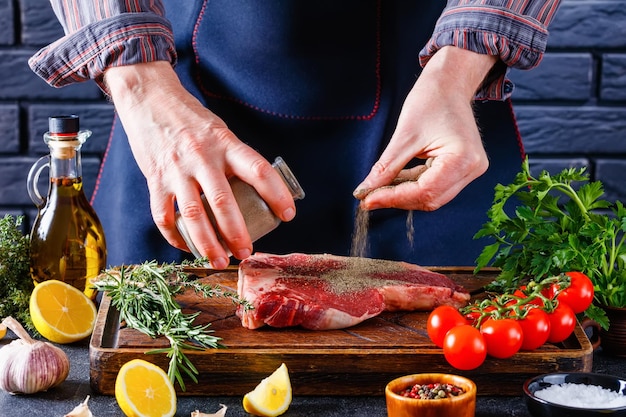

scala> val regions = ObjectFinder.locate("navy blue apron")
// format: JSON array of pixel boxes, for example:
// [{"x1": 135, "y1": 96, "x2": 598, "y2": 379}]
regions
[{"x1": 92, "y1": 0, "x2": 524, "y2": 267}]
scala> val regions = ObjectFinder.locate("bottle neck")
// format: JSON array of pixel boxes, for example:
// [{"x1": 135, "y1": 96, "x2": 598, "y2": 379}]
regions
[{"x1": 44, "y1": 130, "x2": 90, "y2": 180}]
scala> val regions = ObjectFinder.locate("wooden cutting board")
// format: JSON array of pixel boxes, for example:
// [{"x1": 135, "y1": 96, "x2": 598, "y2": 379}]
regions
[{"x1": 89, "y1": 267, "x2": 593, "y2": 396}]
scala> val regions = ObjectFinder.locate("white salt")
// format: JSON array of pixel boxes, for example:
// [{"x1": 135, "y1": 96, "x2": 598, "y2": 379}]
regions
[{"x1": 534, "y1": 382, "x2": 626, "y2": 409}]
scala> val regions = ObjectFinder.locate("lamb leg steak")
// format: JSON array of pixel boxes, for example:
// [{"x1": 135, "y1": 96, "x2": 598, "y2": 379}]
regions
[{"x1": 236, "y1": 253, "x2": 470, "y2": 330}]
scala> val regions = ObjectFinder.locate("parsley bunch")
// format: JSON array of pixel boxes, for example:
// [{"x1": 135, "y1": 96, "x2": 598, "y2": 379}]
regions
[
  {"x1": 0, "y1": 215, "x2": 35, "y2": 331},
  {"x1": 93, "y1": 260, "x2": 251, "y2": 391},
  {"x1": 474, "y1": 159, "x2": 626, "y2": 327}
]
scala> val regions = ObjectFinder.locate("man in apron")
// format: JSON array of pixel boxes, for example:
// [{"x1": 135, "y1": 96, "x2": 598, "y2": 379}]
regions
[{"x1": 30, "y1": 1, "x2": 562, "y2": 268}]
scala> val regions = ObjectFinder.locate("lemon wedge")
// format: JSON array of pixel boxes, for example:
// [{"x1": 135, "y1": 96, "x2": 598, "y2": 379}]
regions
[{"x1": 243, "y1": 363, "x2": 292, "y2": 417}]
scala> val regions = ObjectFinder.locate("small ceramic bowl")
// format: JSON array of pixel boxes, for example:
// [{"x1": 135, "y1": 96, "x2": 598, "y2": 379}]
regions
[
  {"x1": 524, "y1": 372, "x2": 626, "y2": 417},
  {"x1": 385, "y1": 373, "x2": 476, "y2": 417}
]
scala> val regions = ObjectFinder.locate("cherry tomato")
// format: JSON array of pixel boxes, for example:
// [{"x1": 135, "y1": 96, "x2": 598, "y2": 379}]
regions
[
  {"x1": 443, "y1": 325, "x2": 487, "y2": 370},
  {"x1": 555, "y1": 272, "x2": 594, "y2": 314},
  {"x1": 480, "y1": 318, "x2": 523, "y2": 359},
  {"x1": 427, "y1": 306, "x2": 466, "y2": 348},
  {"x1": 516, "y1": 308, "x2": 551, "y2": 351},
  {"x1": 546, "y1": 302, "x2": 577, "y2": 343}
]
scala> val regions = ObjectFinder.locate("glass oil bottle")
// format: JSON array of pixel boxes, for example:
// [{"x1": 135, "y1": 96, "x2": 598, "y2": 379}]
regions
[{"x1": 27, "y1": 115, "x2": 107, "y2": 299}]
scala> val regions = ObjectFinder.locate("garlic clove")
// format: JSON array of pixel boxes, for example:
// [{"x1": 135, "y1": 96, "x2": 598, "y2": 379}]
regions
[
  {"x1": 64, "y1": 396, "x2": 94, "y2": 417},
  {"x1": 191, "y1": 404, "x2": 228, "y2": 417},
  {"x1": 0, "y1": 316, "x2": 70, "y2": 394}
]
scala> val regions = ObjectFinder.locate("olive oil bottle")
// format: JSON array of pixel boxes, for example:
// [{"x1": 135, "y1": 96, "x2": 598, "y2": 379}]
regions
[{"x1": 27, "y1": 115, "x2": 107, "y2": 299}]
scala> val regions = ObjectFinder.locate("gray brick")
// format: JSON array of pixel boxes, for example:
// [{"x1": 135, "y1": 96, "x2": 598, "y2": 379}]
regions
[
  {"x1": 548, "y1": 1, "x2": 626, "y2": 49},
  {"x1": 0, "y1": 104, "x2": 20, "y2": 153},
  {"x1": 28, "y1": 104, "x2": 115, "y2": 155},
  {"x1": 0, "y1": 0, "x2": 14, "y2": 45},
  {"x1": 0, "y1": 157, "x2": 41, "y2": 206},
  {"x1": 0, "y1": 156, "x2": 101, "y2": 206},
  {"x1": 596, "y1": 160, "x2": 626, "y2": 203},
  {"x1": 514, "y1": 105, "x2": 626, "y2": 154},
  {"x1": 509, "y1": 53, "x2": 592, "y2": 101},
  {"x1": 0, "y1": 50, "x2": 104, "y2": 100},
  {"x1": 601, "y1": 54, "x2": 626, "y2": 102},
  {"x1": 20, "y1": 0, "x2": 65, "y2": 46}
]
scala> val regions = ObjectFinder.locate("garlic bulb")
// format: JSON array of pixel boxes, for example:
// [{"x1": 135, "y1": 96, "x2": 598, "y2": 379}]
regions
[{"x1": 0, "y1": 316, "x2": 70, "y2": 394}]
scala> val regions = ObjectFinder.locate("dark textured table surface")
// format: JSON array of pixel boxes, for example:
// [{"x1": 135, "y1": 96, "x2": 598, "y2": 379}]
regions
[{"x1": 0, "y1": 335, "x2": 624, "y2": 417}]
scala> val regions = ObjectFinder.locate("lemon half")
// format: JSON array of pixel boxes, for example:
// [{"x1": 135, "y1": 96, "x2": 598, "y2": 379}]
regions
[
  {"x1": 115, "y1": 359, "x2": 177, "y2": 417},
  {"x1": 29, "y1": 279, "x2": 97, "y2": 344}
]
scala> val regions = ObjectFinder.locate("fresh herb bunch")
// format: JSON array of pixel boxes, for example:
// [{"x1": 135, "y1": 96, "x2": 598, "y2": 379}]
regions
[
  {"x1": 93, "y1": 260, "x2": 251, "y2": 391},
  {"x1": 0, "y1": 214, "x2": 35, "y2": 331},
  {"x1": 474, "y1": 159, "x2": 626, "y2": 327}
]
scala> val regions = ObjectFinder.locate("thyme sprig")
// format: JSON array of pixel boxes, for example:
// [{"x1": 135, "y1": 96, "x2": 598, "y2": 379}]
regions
[
  {"x1": 0, "y1": 215, "x2": 34, "y2": 332},
  {"x1": 93, "y1": 259, "x2": 251, "y2": 391}
]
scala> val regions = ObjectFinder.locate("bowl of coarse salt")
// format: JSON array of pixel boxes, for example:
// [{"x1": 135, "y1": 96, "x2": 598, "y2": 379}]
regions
[{"x1": 524, "y1": 372, "x2": 626, "y2": 417}]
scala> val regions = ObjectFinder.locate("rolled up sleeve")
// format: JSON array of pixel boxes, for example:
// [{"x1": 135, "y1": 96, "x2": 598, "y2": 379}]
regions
[
  {"x1": 420, "y1": 0, "x2": 562, "y2": 100},
  {"x1": 28, "y1": 0, "x2": 176, "y2": 90}
]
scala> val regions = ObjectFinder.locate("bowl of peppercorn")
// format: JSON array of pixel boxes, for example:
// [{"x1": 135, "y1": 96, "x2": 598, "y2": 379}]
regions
[{"x1": 385, "y1": 373, "x2": 476, "y2": 417}]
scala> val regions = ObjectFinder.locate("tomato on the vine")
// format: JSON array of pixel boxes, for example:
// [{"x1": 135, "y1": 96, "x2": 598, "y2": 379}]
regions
[
  {"x1": 512, "y1": 286, "x2": 545, "y2": 307},
  {"x1": 516, "y1": 307, "x2": 551, "y2": 351},
  {"x1": 546, "y1": 302, "x2": 576, "y2": 343},
  {"x1": 555, "y1": 272, "x2": 594, "y2": 314},
  {"x1": 463, "y1": 305, "x2": 495, "y2": 326},
  {"x1": 479, "y1": 318, "x2": 523, "y2": 359},
  {"x1": 442, "y1": 325, "x2": 487, "y2": 370},
  {"x1": 427, "y1": 305, "x2": 466, "y2": 348}
]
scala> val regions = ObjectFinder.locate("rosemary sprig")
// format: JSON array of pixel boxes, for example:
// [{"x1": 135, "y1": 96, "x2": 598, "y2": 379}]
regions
[{"x1": 93, "y1": 259, "x2": 251, "y2": 391}]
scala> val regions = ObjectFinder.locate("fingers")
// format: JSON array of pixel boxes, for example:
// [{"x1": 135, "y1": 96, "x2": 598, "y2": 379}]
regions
[
  {"x1": 231, "y1": 156, "x2": 298, "y2": 223},
  {"x1": 151, "y1": 147, "x2": 299, "y2": 268},
  {"x1": 353, "y1": 145, "x2": 416, "y2": 200},
  {"x1": 360, "y1": 153, "x2": 488, "y2": 211}
]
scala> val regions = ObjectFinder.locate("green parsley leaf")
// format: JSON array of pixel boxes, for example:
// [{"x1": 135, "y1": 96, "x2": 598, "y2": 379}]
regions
[{"x1": 474, "y1": 158, "x2": 626, "y2": 317}]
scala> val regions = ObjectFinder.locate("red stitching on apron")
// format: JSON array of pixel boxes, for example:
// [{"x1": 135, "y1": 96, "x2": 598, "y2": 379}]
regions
[
  {"x1": 505, "y1": 98, "x2": 526, "y2": 161},
  {"x1": 90, "y1": 114, "x2": 117, "y2": 205}
]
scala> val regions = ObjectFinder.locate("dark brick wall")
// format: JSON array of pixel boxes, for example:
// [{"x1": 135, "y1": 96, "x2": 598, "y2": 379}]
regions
[
  {"x1": 509, "y1": 0, "x2": 626, "y2": 203},
  {"x1": 0, "y1": 0, "x2": 114, "y2": 230},
  {"x1": 1, "y1": 0, "x2": 625, "y2": 229}
]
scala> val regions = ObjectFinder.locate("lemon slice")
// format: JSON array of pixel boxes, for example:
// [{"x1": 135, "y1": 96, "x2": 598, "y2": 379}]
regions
[
  {"x1": 29, "y1": 279, "x2": 97, "y2": 344},
  {"x1": 115, "y1": 359, "x2": 177, "y2": 417},
  {"x1": 243, "y1": 363, "x2": 292, "y2": 417}
]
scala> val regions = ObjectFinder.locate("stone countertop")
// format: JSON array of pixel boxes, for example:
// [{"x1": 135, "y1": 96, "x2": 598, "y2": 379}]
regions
[{"x1": 0, "y1": 337, "x2": 624, "y2": 417}]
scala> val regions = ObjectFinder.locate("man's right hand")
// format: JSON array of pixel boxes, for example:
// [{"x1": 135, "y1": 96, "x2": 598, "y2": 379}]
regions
[{"x1": 104, "y1": 61, "x2": 297, "y2": 269}]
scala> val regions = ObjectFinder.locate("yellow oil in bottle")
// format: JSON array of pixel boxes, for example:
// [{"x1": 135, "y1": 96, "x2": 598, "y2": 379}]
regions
[
  {"x1": 27, "y1": 115, "x2": 107, "y2": 299},
  {"x1": 29, "y1": 177, "x2": 106, "y2": 297}
]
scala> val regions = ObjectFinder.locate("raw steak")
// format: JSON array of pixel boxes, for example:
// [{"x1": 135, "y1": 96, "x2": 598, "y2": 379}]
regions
[{"x1": 237, "y1": 252, "x2": 470, "y2": 330}]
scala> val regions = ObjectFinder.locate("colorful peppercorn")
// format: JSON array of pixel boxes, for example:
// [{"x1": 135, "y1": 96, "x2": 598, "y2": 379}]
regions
[{"x1": 398, "y1": 382, "x2": 465, "y2": 399}]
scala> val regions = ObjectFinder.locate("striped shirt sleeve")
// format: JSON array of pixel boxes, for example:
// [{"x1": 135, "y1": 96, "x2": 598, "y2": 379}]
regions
[
  {"x1": 28, "y1": 0, "x2": 176, "y2": 90},
  {"x1": 420, "y1": 0, "x2": 563, "y2": 100}
]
